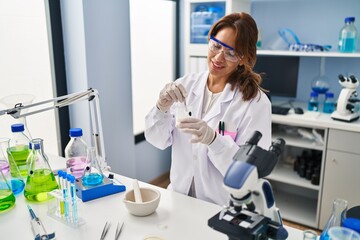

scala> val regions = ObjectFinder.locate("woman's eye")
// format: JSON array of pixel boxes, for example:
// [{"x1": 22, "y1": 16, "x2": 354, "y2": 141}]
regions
[
  {"x1": 226, "y1": 51, "x2": 236, "y2": 57},
  {"x1": 213, "y1": 43, "x2": 222, "y2": 49}
]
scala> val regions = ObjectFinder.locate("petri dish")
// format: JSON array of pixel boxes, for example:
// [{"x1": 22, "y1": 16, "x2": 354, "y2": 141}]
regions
[{"x1": 143, "y1": 235, "x2": 165, "y2": 240}]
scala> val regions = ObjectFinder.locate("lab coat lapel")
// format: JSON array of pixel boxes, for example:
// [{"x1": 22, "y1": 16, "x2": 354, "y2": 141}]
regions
[{"x1": 203, "y1": 83, "x2": 235, "y2": 122}]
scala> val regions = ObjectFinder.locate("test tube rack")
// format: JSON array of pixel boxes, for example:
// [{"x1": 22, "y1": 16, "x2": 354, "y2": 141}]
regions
[{"x1": 47, "y1": 189, "x2": 86, "y2": 228}]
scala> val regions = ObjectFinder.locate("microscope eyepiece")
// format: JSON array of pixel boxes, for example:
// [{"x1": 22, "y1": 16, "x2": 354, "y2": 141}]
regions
[
  {"x1": 338, "y1": 74, "x2": 346, "y2": 82},
  {"x1": 269, "y1": 138, "x2": 285, "y2": 157},
  {"x1": 245, "y1": 131, "x2": 262, "y2": 145},
  {"x1": 349, "y1": 75, "x2": 358, "y2": 84}
]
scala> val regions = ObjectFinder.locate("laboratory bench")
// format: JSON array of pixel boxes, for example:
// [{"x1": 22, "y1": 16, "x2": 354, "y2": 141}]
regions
[
  {"x1": 0, "y1": 156, "x2": 308, "y2": 240},
  {"x1": 269, "y1": 104, "x2": 360, "y2": 229}
]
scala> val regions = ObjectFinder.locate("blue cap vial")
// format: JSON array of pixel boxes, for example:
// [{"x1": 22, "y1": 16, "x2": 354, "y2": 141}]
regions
[
  {"x1": 11, "y1": 123, "x2": 25, "y2": 132},
  {"x1": 69, "y1": 128, "x2": 83, "y2": 137}
]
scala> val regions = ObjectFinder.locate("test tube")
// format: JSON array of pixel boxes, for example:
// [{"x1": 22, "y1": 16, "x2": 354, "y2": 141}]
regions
[
  {"x1": 67, "y1": 175, "x2": 78, "y2": 223},
  {"x1": 62, "y1": 172, "x2": 69, "y2": 220},
  {"x1": 57, "y1": 170, "x2": 65, "y2": 216}
]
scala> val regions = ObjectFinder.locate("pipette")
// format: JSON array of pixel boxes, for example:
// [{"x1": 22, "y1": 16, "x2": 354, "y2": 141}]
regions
[{"x1": 27, "y1": 205, "x2": 55, "y2": 240}]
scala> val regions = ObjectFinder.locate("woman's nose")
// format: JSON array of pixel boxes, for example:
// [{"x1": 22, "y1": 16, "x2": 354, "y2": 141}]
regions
[{"x1": 214, "y1": 50, "x2": 226, "y2": 62}]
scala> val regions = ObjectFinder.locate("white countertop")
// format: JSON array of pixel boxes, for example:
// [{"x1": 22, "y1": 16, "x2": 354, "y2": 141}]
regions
[{"x1": 0, "y1": 174, "x2": 308, "y2": 239}]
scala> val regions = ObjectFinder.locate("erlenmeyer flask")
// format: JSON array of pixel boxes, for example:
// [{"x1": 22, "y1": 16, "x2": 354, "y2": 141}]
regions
[
  {"x1": 0, "y1": 93, "x2": 35, "y2": 139},
  {"x1": 0, "y1": 138, "x2": 24, "y2": 195},
  {"x1": 82, "y1": 147, "x2": 104, "y2": 186},
  {"x1": 24, "y1": 138, "x2": 58, "y2": 202},
  {"x1": 0, "y1": 169, "x2": 16, "y2": 213},
  {"x1": 320, "y1": 198, "x2": 348, "y2": 240}
]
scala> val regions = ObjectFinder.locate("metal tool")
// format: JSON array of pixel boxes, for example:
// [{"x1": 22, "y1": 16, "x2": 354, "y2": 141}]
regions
[
  {"x1": 100, "y1": 221, "x2": 111, "y2": 240},
  {"x1": 27, "y1": 205, "x2": 55, "y2": 240},
  {"x1": 100, "y1": 221, "x2": 123, "y2": 240},
  {"x1": 115, "y1": 222, "x2": 124, "y2": 240}
]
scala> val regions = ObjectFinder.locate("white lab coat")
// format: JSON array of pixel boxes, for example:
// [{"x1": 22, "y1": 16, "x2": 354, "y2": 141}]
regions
[{"x1": 145, "y1": 71, "x2": 272, "y2": 206}]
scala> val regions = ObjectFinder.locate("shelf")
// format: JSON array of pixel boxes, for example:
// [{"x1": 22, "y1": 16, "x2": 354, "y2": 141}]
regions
[
  {"x1": 257, "y1": 50, "x2": 360, "y2": 58},
  {"x1": 273, "y1": 131, "x2": 324, "y2": 151},
  {"x1": 267, "y1": 163, "x2": 320, "y2": 191},
  {"x1": 273, "y1": 189, "x2": 318, "y2": 228}
]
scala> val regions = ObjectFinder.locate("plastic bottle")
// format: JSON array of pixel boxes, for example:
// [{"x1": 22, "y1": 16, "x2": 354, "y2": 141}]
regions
[
  {"x1": 24, "y1": 138, "x2": 58, "y2": 202},
  {"x1": 64, "y1": 128, "x2": 88, "y2": 179},
  {"x1": 320, "y1": 198, "x2": 348, "y2": 240},
  {"x1": 7, "y1": 123, "x2": 30, "y2": 177},
  {"x1": 308, "y1": 91, "x2": 319, "y2": 111},
  {"x1": 323, "y1": 92, "x2": 336, "y2": 113},
  {"x1": 338, "y1": 17, "x2": 357, "y2": 53}
]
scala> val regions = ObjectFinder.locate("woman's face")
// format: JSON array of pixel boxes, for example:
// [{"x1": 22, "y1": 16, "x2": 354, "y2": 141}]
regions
[{"x1": 207, "y1": 27, "x2": 242, "y2": 81}]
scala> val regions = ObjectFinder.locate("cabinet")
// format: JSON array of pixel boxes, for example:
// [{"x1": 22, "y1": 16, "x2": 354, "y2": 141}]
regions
[
  {"x1": 320, "y1": 129, "x2": 360, "y2": 229},
  {"x1": 269, "y1": 121, "x2": 327, "y2": 228}
]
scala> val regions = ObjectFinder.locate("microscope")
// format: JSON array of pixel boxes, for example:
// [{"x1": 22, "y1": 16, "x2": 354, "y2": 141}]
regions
[
  {"x1": 331, "y1": 74, "x2": 360, "y2": 122},
  {"x1": 208, "y1": 131, "x2": 288, "y2": 240}
]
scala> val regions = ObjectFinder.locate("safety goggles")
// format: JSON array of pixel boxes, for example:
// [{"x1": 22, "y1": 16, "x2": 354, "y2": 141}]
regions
[
  {"x1": 289, "y1": 43, "x2": 332, "y2": 52},
  {"x1": 208, "y1": 36, "x2": 241, "y2": 62}
]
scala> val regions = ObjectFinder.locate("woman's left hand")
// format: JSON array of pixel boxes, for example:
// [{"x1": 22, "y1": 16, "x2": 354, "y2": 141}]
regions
[{"x1": 177, "y1": 117, "x2": 216, "y2": 145}]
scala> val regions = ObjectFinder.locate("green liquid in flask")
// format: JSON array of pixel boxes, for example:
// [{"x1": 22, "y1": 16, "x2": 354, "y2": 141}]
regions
[
  {"x1": 8, "y1": 146, "x2": 30, "y2": 177},
  {"x1": 24, "y1": 169, "x2": 58, "y2": 202},
  {"x1": 0, "y1": 189, "x2": 16, "y2": 212}
]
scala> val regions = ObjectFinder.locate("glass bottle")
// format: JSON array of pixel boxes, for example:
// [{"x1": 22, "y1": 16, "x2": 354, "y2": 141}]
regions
[
  {"x1": 338, "y1": 17, "x2": 357, "y2": 53},
  {"x1": 308, "y1": 91, "x2": 319, "y2": 111},
  {"x1": 320, "y1": 198, "x2": 348, "y2": 240},
  {"x1": 82, "y1": 147, "x2": 104, "y2": 186},
  {"x1": 323, "y1": 92, "x2": 336, "y2": 113},
  {"x1": 0, "y1": 138, "x2": 24, "y2": 195},
  {"x1": 7, "y1": 123, "x2": 30, "y2": 177},
  {"x1": 24, "y1": 138, "x2": 58, "y2": 202},
  {"x1": 64, "y1": 128, "x2": 88, "y2": 179},
  {"x1": 0, "y1": 169, "x2": 16, "y2": 212}
]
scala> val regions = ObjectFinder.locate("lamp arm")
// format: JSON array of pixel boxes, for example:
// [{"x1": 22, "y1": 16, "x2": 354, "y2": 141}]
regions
[{"x1": 0, "y1": 88, "x2": 109, "y2": 171}]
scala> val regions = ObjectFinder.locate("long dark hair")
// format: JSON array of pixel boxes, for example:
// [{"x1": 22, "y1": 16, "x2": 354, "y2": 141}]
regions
[{"x1": 208, "y1": 12, "x2": 264, "y2": 101}]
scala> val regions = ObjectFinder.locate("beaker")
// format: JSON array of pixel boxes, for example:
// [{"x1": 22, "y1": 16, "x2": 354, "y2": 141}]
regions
[
  {"x1": 0, "y1": 93, "x2": 35, "y2": 139},
  {"x1": 0, "y1": 138, "x2": 24, "y2": 195},
  {"x1": 24, "y1": 138, "x2": 58, "y2": 202},
  {"x1": 328, "y1": 226, "x2": 360, "y2": 240},
  {"x1": 303, "y1": 229, "x2": 318, "y2": 240},
  {"x1": 82, "y1": 147, "x2": 104, "y2": 186},
  {"x1": 0, "y1": 169, "x2": 16, "y2": 213}
]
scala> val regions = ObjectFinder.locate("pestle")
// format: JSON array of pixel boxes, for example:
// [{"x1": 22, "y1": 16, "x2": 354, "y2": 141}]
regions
[{"x1": 133, "y1": 179, "x2": 143, "y2": 203}]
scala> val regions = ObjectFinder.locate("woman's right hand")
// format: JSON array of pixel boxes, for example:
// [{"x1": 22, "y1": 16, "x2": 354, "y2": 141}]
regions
[{"x1": 156, "y1": 82, "x2": 187, "y2": 113}]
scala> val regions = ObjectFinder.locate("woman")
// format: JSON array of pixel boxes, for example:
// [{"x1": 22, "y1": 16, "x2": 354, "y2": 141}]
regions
[{"x1": 145, "y1": 12, "x2": 271, "y2": 206}]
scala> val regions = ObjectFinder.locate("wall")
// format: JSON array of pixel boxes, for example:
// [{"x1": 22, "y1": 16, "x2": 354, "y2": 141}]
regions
[
  {"x1": 0, "y1": 0, "x2": 60, "y2": 155},
  {"x1": 60, "y1": 0, "x2": 137, "y2": 178},
  {"x1": 60, "y1": 0, "x2": 171, "y2": 182}
]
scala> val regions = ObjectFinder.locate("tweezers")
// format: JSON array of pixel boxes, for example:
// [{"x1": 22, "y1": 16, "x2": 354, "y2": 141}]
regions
[
  {"x1": 100, "y1": 221, "x2": 111, "y2": 240},
  {"x1": 115, "y1": 222, "x2": 124, "y2": 240}
]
